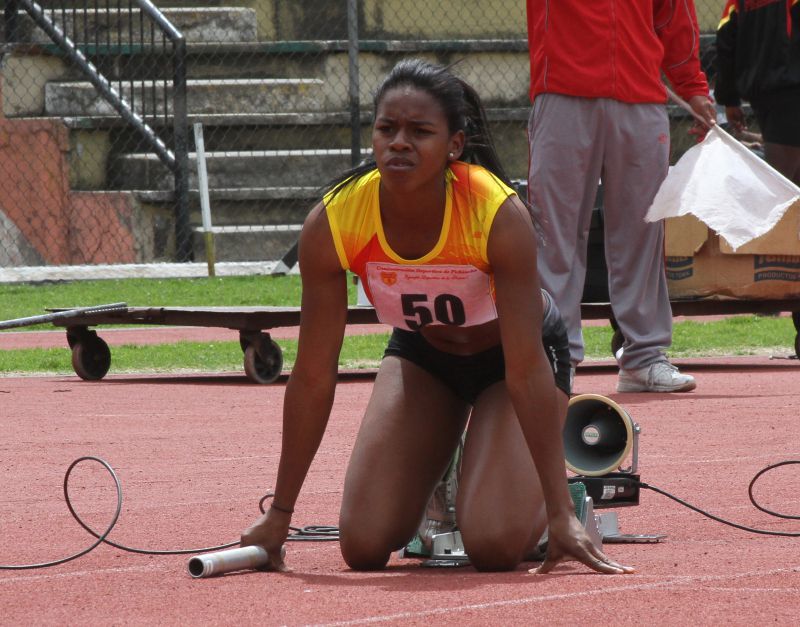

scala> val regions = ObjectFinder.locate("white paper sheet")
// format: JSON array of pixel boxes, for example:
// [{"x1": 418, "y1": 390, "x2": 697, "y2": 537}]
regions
[{"x1": 645, "y1": 125, "x2": 800, "y2": 250}]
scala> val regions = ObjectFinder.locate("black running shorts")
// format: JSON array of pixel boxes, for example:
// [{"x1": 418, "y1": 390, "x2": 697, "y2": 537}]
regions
[{"x1": 383, "y1": 290, "x2": 571, "y2": 403}]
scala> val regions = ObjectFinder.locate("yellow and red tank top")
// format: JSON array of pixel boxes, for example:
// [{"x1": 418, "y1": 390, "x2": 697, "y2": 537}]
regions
[{"x1": 324, "y1": 161, "x2": 516, "y2": 331}]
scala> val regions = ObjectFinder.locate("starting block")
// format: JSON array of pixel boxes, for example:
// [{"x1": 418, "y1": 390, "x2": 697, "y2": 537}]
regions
[{"x1": 406, "y1": 481, "x2": 607, "y2": 567}]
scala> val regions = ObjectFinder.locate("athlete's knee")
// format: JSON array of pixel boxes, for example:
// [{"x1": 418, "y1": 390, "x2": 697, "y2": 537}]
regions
[
  {"x1": 339, "y1": 514, "x2": 401, "y2": 571},
  {"x1": 459, "y1": 504, "x2": 543, "y2": 572},
  {"x1": 339, "y1": 530, "x2": 393, "y2": 571},
  {"x1": 460, "y1": 524, "x2": 525, "y2": 572},
  {"x1": 464, "y1": 536, "x2": 522, "y2": 572}
]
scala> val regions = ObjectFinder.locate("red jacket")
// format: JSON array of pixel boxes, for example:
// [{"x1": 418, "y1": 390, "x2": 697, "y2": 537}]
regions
[{"x1": 526, "y1": 0, "x2": 710, "y2": 104}]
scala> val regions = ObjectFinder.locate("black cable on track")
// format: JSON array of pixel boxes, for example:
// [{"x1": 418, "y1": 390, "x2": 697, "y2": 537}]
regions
[
  {"x1": 637, "y1": 460, "x2": 800, "y2": 538},
  {"x1": 0, "y1": 457, "x2": 338, "y2": 571},
  {"x1": 1, "y1": 459, "x2": 797, "y2": 571}
]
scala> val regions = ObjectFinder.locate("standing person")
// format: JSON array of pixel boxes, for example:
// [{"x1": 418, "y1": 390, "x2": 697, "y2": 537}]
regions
[
  {"x1": 240, "y1": 59, "x2": 633, "y2": 575},
  {"x1": 526, "y1": 1, "x2": 717, "y2": 393},
  {"x1": 715, "y1": 0, "x2": 800, "y2": 186}
]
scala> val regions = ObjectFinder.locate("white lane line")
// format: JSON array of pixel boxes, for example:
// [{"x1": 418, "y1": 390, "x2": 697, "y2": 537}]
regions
[
  {"x1": 310, "y1": 566, "x2": 800, "y2": 626},
  {"x1": 0, "y1": 563, "x2": 166, "y2": 584},
  {"x1": 693, "y1": 587, "x2": 797, "y2": 593}
]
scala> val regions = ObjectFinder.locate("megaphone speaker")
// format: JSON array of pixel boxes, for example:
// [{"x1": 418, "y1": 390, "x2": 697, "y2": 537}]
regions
[{"x1": 564, "y1": 394, "x2": 640, "y2": 476}]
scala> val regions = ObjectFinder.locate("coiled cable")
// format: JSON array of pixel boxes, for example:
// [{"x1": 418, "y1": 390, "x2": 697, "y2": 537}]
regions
[
  {"x1": 638, "y1": 460, "x2": 800, "y2": 537},
  {"x1": 0, "y1": 456, "x2": 338, "y2": 571},
  {"x1": 1, "y1": 458, "x2": 796, "y2": 570}
]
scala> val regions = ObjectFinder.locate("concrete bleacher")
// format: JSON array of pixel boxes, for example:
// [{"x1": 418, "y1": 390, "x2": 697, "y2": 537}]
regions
[{"x1": 0, "y1": 0, "x2": 720, "y2": 267}]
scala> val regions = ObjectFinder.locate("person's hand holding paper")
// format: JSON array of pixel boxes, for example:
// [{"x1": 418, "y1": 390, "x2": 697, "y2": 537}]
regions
[{"x1": 646, "y1": 125, "x2": 800, "y2": 251}]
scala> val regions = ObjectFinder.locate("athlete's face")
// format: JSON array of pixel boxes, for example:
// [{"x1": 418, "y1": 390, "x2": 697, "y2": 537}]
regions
[{"x1": 372, "y1": 86, "x2": 464, "y2": 191}]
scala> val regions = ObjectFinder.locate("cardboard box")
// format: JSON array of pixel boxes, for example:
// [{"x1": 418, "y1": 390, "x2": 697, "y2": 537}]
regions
[{"x1": 664, "y1": 201, "x2": 800, "y2": 300}]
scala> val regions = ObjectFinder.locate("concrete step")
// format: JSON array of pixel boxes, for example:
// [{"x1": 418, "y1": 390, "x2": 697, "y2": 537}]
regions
[
  {"x1": 35, "y1": 40, "x2": 531, "y2": 113},
  {"x1": 45, "y1": 77, "x2": 333, "y2": 117},
  {"x1": 65, "y1": 112, "x2": 371, "y2": 157},
  {"x1": 362, "y1": 0, "x2": 526, "y2": 39},
  {"x1": 137, "y1": 186, "x2": 320, "y2": 204},
  {"x1": 16, "y1": 7, "x2": 258, "y2": 45},
  {"x1": 136, "y1": 187, "x2": 319, "y2": 227},
  {"x1": 28, "y1": 0, "x2": 557, "y2": 40},
  {"x1": 33, "y1": 0, "x2": 234, "y2": 6},
  {"x1": 191, "y1": 224, "x2": 302, "y2": 263},
  {"x1": 114, "y1": 148, "x2": 356, "y2": 190}
]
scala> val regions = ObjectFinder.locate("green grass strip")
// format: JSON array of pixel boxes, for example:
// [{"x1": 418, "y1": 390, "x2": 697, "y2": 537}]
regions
[
  {"x1": 1, "y1": 315, "x2": 796, "y2": 376},
  {"x1": 2, "y1": 277, "x2": 797, "y2": 375}
]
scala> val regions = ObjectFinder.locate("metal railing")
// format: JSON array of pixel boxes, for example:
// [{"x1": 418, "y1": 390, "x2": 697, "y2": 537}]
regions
[{"x1": 3, "y1": 0, "x2": 190, "y2": 260}]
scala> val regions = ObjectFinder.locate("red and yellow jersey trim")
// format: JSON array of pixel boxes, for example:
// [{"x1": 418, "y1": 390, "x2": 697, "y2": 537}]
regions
[
  {"x1": 323, "y1": 162, "x2": 515, "y2": 286},
  {"x1": 719, "y1": 0, "x2": 738, "y2": 29}
]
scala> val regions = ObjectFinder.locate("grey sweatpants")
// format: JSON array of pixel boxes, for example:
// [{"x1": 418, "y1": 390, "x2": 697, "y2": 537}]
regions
[{"x1": 527, "y1": 94, "x2": 673, "y2": 371}]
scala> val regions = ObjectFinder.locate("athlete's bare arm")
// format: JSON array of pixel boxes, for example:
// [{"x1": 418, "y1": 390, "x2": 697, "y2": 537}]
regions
[
  {"x1": 488, "y1": 195, "x2": 633, "y2": 575},
  {"x1": 240, "y1": 201, "x2": 348, "y2": 571}
]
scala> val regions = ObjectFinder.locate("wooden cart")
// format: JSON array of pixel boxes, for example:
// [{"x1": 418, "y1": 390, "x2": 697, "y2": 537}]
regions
[{"x1": 1, "y1": 299, "x2": 798, "y2": 383}]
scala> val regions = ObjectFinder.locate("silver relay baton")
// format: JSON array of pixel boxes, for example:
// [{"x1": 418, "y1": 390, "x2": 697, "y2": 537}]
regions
[{"x1": 187, "y1": 545, "x2": 285, "y2": 578}]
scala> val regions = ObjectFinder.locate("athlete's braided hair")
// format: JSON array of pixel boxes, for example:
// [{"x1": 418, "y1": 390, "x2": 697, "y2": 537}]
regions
[{"x1": 323, "y1": 58, "x2": 512, "y2": 198}]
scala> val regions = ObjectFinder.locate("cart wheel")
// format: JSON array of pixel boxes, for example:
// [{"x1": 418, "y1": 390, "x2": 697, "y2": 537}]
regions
[
  {"x1": 611, "y1": 329, "x2": 625, "y2": 359},
  {"x1": 71, "y1": 337, "x2": 111, "y2": 381},
  {"x1": 243, "y1": 340, "x2": 283, "y2": 384}
]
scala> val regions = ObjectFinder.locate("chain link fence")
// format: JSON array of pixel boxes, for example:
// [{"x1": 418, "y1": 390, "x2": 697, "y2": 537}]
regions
[{"x1": 0, "y1": 0, "x2": 726, "y2": 278}]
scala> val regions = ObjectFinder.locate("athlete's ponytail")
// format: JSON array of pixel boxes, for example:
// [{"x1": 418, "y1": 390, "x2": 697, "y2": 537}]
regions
[{"x1": 456, "y1": 78, "x2": 511, "y2": 187}]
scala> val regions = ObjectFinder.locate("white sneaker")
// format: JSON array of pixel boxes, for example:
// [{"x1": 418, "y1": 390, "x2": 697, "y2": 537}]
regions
[
  {"x1": 411, "y1": 438, "x2": 462, "y2": 556},
  {"x1": 617, "y1": 360, "x2": 696, "y2": 393}
]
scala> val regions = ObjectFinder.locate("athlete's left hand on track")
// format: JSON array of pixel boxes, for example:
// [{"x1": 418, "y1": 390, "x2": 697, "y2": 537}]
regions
[
  {"x1": 240, "y1": 508, "x2": 292, "y2": 572},
  {"x1": 530, "y1": 515, "x2": 635, "y2": 575}
]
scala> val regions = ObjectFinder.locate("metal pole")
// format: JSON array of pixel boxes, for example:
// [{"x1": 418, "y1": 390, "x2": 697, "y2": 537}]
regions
[
  {"x1": 136, "y1": 0, "x2": 182, "y2": 40},
  {"x1": 4, "y1": 0, "x2": 19, "y2": 43},
  {"x1": 16, "y1": 0, "x2": 175, "y2": 167},
  {"x1": 0, "y1": 303, "x2": 128, "y2": 331},
  {"x1": 193, "y1": 123, "x2": 215, "y2": 277},
  {"x1": 346, "y1": 0, "x2": 361, "y2": 167},
  {"x1": 172, "y1": 35, "x2": 192, "y2": 261}
]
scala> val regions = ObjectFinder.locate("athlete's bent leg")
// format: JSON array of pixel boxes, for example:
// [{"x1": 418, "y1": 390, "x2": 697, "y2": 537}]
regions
[
  {"x1": 338, "y1": 356, "x2": 469, "y2": 570},
  {"x1": 457, "y1": 382, "x2": 569, "y2": 571}
]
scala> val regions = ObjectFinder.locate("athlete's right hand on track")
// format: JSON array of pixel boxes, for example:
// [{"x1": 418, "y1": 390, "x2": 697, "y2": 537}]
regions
[
  {"x1": 531, "y1": 514, "x2": 635, "y2": 575},
  {"x1": 240, "y1": 508, "x2": 291, "y2": 572}
]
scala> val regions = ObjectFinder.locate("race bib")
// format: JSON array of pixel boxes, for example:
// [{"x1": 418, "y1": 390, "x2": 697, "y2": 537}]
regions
[{"x1": 365, "y1": 262, "x2": 497, "y2": 331}]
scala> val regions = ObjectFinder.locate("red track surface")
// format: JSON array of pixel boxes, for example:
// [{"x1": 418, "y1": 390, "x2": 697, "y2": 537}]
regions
[{"x1": 2, "y1": 330, "x2": 800, "y2": 625}]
